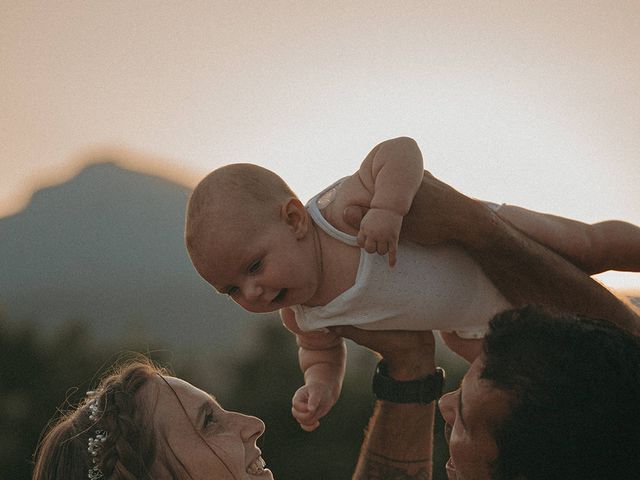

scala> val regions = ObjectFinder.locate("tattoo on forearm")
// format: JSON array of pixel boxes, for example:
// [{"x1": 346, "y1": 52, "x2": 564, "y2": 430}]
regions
[{"x1": 359, "y1": 450, "x2": 430, "y2": 480}]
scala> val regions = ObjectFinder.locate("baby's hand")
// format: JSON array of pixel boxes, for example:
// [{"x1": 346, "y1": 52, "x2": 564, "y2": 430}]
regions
[
  {"x1": 291, "y1": 383, "x2": 336, "y2": 432},
  {"x1": 357, "y1": 208, "x2": 403, "y2": 267}
]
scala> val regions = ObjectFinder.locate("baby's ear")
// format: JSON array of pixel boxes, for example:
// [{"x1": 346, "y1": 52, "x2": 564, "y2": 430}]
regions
[{"x1": 281, "y1": 198, "x2": 309, "y2": 238}]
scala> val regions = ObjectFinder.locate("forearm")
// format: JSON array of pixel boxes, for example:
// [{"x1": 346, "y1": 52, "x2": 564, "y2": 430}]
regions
[
  {"x1": 466, "y1": 213, "x2": 640, "y2": 333},
  {"x1": 353, "y1": 401, "x2": 435, "y2": 480},
  {"x1": 299, "y1": 342, "x2": 346, "y2": 398},
  {"x1": 353, "y1": 354, "x2": 436, "y2": 480},
  {"x1": 403, "y1": 173, "x2": 640, "y2": 334},
  {"x1": 362, "y1": 137, "x2": 424, "y2": 215},
  {"x1": 343, "y1": 327, "x2": 437, "y2": 480}
]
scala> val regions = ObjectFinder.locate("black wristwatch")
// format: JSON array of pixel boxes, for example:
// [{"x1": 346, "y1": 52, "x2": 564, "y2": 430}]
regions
[{"x1": 372, "y1": 360, "x2": 445, "y2": 404}]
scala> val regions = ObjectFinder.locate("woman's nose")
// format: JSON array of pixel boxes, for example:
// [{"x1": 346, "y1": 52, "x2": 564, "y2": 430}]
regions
[
  {"x1": 232, "y1": 412, "x2": 265, "y2": 442},
  {"x1": 438, "y1": 390, "x2": 457, "y2": 425}
]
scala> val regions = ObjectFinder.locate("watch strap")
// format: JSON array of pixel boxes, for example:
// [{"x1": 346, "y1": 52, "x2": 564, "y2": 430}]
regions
[{"x1": 372, "y1": 361, "x2": 445, "y2": 404}]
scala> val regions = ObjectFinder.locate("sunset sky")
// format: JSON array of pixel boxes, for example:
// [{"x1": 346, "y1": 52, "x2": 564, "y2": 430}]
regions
[{"x1": 2, "y1": 1, "x2": 638, "y2": 289}]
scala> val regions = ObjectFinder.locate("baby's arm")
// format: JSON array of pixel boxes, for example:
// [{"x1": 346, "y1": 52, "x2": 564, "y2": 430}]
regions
[
  {"x1": 497, "y1": 205, "x2": 640, "y2": 275},
  {"x1": 280, "y1": 307, "x2": 346, "y2": 431},
  {"x1": 356, "y1": 137, "x2": 424, "y2": 266}
]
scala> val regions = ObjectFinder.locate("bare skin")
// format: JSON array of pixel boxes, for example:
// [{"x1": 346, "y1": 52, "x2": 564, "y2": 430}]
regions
[
  {"x1": 341, "y1": 173, "x2": 639, "y2": 480},
  {"x1": 187, "y1": 139, "x2": 640, "y2": 432}
]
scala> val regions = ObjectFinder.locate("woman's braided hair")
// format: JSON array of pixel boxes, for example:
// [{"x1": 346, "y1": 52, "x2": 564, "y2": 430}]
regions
[{"x1": 33, "y1": 359, "x2": 163, "y2": 480}]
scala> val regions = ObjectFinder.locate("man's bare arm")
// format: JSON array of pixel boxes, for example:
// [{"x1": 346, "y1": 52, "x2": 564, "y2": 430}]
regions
[
  {"x1": 331, "y1": 326, "x2": 437, "y2": 480},
  {"x1": 342, "y1": 172, "x2": 638, "y2": 480},
  {"x1": 353, "y1": 402, "x2": 435, "y2": 480},
  {"x1": 401, "y1": 172, "x2": 640, "y2": 334}
]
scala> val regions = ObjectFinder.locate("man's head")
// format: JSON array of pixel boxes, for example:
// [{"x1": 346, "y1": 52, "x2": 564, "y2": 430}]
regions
[
  {"x1": 185, "y1": 164, "x2": 322, "y2": 313},
  {"x1": 440, "y1": 306, "x2": 640, "y2": 479}
]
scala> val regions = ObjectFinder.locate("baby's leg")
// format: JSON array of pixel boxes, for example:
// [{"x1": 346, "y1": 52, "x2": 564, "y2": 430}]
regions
[{"x1": 496, "y1": 205, "x2": 640, "y2": 275}]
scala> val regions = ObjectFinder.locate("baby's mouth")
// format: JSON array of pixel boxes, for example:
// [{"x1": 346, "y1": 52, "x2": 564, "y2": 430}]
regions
[{"x1": 273, "y1": 288, "x2": 287, "y2": 303}]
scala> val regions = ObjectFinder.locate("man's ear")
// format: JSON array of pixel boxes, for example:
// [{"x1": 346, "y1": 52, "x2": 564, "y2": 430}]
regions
[{"x1": 281, "y1": 198, "x2": 309, "y2": 239}]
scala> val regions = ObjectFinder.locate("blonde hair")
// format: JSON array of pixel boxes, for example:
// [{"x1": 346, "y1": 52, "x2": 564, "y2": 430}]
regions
[{"x1": 185, "y1": 163, "x2": 297, "y2": 267}]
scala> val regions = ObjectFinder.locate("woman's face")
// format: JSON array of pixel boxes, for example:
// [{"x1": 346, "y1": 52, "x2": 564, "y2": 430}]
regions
[
  {"x1": 438, "y1": 358, "x2": 511, "y2": 480},
  {"x1": 151, "y1": 375, "x2": 273, "y2": 479}
]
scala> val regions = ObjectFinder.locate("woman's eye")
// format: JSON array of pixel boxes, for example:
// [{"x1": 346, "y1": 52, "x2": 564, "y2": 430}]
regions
[
  {"x1": 248, "y1": 259, "x2": 262, "y2": 274},
  {"x1": 204, "y1": 411, "x2": 215, "y2": 428},
  {"x1": 203, "y1": 408, "x2": 224, "y2": 434}
]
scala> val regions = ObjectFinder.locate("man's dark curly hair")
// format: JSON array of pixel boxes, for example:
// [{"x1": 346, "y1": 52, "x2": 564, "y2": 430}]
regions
[{"x1": 481, "y1": 306, "x2": 640, "y2": 480}]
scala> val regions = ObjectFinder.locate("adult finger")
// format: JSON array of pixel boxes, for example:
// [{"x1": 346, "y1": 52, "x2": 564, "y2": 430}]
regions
[
  {"x1": 344, "y1": 205, "x2": 367, "y2": 229},
  {"x1": 331, "y1": 325, "x2": 381, "y2": 350},
  {"x1": 439, "y1": 331, "x2": 483, "y2": 363}
]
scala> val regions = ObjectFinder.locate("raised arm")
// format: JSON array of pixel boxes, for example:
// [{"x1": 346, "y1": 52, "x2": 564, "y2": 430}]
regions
[
  {"x1": 401, "y1": 172, "x2": 640, "y2": 334},
  {"x1": 356, "y1": 137, "x2": 424, "y2": 266},
  {"x1": 329, "y1": 326, "x2": 437, "y2": 480},
  {"x1": 341, "y1": 172, "x2": 639, "y2": 480}
]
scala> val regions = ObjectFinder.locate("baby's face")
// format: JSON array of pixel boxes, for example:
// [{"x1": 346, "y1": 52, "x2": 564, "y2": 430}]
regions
[{"x1": 195, "y1": 213, "x2": 320, "y2": 313}]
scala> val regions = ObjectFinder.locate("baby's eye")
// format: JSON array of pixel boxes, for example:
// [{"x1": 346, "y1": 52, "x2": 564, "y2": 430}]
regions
[
  {"x1": 248, "y1": 259, "x2": 262, "y2": 274},
  {"x1": 226, "y1": 286, "x2": 239, "y2": 296}
]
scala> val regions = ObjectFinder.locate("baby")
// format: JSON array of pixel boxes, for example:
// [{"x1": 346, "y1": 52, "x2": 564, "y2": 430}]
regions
[{"x1": 185, "y1": 137, "x2": 640, "y2": 431}]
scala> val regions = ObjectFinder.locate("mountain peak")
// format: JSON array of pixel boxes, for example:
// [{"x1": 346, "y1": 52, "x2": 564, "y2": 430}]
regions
[{"x1": 0, "y1": 157, "x2": 256, "y2": 352}]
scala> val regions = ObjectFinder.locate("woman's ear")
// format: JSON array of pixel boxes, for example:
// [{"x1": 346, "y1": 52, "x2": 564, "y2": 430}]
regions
[{"x1": 281, "y1": 198, "x2": 309, "y2": 239}]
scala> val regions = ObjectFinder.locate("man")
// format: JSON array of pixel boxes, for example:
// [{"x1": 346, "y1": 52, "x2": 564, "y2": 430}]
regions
[{"x1": 339, "y1": 172, "x2": 640, "y2": 479}]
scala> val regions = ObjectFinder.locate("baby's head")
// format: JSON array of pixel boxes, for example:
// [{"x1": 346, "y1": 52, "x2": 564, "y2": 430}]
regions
[
  {"x1": 186, "y1": 163, "x2": 296, "y2": 269},
  {"x1": 185, "y1": 164, "x2": 319, "y2": 313}
]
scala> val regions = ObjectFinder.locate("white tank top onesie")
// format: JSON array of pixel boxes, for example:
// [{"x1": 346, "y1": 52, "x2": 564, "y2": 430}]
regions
[{"x1": 290, "y1": 179, "x2": 511, "y2": 339}]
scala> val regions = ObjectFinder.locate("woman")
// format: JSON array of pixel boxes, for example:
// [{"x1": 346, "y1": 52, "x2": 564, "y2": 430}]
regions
[{"x1": 33, "y1": 359, "x2": 275, "y2": 479}]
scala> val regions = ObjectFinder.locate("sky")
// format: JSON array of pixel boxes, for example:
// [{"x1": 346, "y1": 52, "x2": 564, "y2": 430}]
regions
[{"x1": 2, "y1": 1, "x2": 638, "y2": 289}]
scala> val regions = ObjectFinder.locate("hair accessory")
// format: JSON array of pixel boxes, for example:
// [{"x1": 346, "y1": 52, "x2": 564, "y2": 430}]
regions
[{"x1": 86, "y1": 392, "x2": 108, "y2": 480}]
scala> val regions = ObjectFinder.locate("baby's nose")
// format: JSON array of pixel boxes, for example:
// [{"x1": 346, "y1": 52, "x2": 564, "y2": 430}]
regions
[{"x1": 243, "y1": 280, "x2": 264, "y2": 301}]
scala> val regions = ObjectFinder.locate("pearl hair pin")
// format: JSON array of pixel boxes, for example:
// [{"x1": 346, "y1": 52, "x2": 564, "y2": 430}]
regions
[{"x1": 86, "y1": 392, "x2": 108, "y2": 480}]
